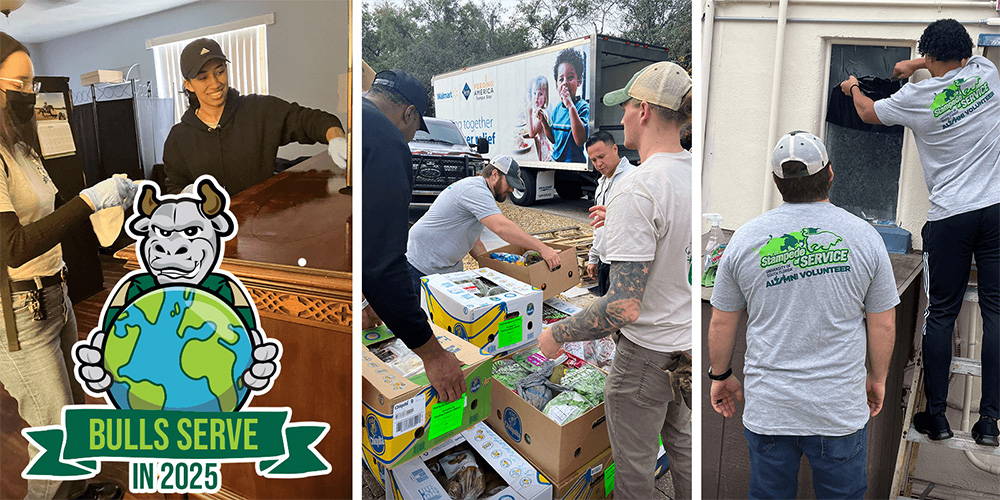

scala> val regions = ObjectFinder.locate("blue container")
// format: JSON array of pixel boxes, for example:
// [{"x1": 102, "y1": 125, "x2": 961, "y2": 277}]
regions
[{"x1": 876, "y1": 225, "x2": 911, "y2": 254}]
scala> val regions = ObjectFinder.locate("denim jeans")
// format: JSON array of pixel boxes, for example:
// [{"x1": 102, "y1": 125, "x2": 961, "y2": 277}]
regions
[
  {"x1": 0, "y1": 283, "x2": 86, "y2": 499},
  {"x1": 744, "y1": 425, "x2": 868, "y2": 500}
]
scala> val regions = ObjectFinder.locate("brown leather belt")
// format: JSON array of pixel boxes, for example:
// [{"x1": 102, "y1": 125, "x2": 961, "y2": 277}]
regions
[{"x1": 9, "y1": 269, "x2": 66, "y2": 293}]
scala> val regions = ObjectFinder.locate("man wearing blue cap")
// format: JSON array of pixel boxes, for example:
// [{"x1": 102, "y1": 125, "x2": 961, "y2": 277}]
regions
[{"x1": 361, "y1": 69, "x2": 466, "y2": 403}]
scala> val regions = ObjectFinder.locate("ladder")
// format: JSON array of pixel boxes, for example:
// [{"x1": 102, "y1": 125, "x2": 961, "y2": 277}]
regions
[{"x1": 890, "y1": 315, "x2": 999, "y2": 498}]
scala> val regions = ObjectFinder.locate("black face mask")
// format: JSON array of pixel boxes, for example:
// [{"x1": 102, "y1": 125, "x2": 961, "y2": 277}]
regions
[{"x1": 4, "y1": 90, "x2": 36, "y2": 125}]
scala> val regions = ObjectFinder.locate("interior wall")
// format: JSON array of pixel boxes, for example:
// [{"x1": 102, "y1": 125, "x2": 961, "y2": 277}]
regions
[
  {"x1": 31, "y1": 0, "x2": 349, "y2": 160},
  {"x1": 702, "y1": 1, "x2": 999, "y2": 249}
]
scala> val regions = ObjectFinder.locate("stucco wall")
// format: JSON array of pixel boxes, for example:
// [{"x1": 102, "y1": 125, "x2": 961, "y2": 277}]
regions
[{"x1": 702, "y1": 0, "x2": 1000, "y2": 249}]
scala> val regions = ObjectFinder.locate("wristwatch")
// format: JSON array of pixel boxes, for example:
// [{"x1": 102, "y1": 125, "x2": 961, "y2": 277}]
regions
[{"x1": 708, "y1": 366, "x2": 732, "y2": 381}]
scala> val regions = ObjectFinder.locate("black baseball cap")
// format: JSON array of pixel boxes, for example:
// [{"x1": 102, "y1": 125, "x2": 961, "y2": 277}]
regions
[
  {"x1": 371, "y1": 69, "x2": 428, "y2": 132},
  {"x1": 180, "y1": 38, "x2": 229, "y2": 80}
]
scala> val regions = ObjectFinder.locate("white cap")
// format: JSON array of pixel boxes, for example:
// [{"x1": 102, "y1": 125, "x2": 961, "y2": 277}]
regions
[{"x1": 771, "y1": 131, "x2": 829, "y2": 179}]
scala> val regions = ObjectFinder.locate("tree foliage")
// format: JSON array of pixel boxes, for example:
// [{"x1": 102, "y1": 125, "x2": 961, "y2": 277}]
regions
[
  {"x1": 362, "y1": 0, "x2": 693, "y2": 112},
  {"x1": 619, "y1": 0, "x2": 691, "y2": 69},
  {"x1": 363, "y1": 0, "x2": 533, "y2": 114}
]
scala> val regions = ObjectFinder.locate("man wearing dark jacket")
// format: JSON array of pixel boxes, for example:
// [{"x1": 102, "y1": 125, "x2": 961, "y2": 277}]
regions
[
  {"x1": 362, "y1": 69, "x2": 465, "y2": 403},
  {"x1": 163, "y1": 38, "x2": 345, "y2": 194}
]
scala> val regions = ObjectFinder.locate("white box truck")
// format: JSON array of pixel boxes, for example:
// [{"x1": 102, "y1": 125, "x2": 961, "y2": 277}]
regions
[{"x1": 432, "y1": 34, "x2": 675, "y2": 205}]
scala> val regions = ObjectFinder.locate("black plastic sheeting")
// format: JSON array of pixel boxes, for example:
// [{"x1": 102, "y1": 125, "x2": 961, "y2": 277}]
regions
[
  {"x1": 826, "y1": 76, "x2": 904, "y2": 133},
  {"x1": 824, "y1": 45, "x2": 911, "y2": 221}
]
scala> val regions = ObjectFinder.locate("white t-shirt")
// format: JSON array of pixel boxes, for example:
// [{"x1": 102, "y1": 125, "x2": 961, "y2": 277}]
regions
[
  {"x1": 873, "y1": 55, "x2": 1000, "y2": 221},
  {"x1": 588, "y1": 157, "x2": 634, "y2": 265},
  {"x1": 407, "y1": 176, "x2": 502, "y2": 275},
  {"x1": 603, "y1": 151, "x2": 692, "y2": 352},
  {"x1": 0, "y1": 143, "x2": 64, "y2": 280}
]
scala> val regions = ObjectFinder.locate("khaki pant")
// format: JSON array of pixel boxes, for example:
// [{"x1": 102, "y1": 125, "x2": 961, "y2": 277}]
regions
[{"x1": 604, "y1": 333, "x2": 692, "y2": 499}]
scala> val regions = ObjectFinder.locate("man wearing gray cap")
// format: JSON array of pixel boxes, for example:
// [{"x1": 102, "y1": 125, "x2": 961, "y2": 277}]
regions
[
  {"x1": 538, "y1": 61, "x2": 693, "y2": 498},
  {"x1": 708, "y1": 131, "x2": 898, "y2": 498},
  {"x1": 405, "y1": 155, "x2": 561, "y2": 292},
  {"x1": 163, "y1": 38, "x2": 345, "y2": 194}
]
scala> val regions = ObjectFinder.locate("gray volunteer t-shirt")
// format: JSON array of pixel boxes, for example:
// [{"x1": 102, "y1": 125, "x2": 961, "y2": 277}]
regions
[
  {"x1": 874, "y1": 55, "x2": 1000, "y2": 221},
  {"x1": 711, "y1": 202, "x2": 899, "y2": 436},
  {"x1": 407, "y1": 176, "x2": 502, "y2": 275}
]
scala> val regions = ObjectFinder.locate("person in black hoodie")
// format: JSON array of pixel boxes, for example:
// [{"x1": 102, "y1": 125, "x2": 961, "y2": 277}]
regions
[{"x1": 162, "y1": 38, "x2": 345, "y2": 195}]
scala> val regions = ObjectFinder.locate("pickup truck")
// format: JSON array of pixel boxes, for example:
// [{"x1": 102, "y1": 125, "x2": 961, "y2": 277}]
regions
[{"x1": 409, "y1": 117, "x2": 488, "y2": 217}]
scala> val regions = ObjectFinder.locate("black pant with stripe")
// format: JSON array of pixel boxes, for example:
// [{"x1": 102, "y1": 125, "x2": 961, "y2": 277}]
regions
[{"x1": 921, "y1": 203, "x2": 999, "y2": 420}]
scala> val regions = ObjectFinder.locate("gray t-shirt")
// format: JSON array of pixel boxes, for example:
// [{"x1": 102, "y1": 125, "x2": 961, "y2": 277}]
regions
[
  {"x1": 874, "y1": 55, "x2": 1000, "y2": 221},
  {"x1": 407, "y1": 176, "x2": 502, "y2": 275},
  {"x1": 711, "y1": 202, "x2": 899, "y2": 436},
  {"x1": 604, "y1": 151, "x2": 692, "y2": 352}
]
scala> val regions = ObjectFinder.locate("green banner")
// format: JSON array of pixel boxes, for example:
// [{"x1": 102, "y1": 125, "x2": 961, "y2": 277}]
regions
[{"x1": 22, "y1": 407, "x2": 330, "y2": 479}]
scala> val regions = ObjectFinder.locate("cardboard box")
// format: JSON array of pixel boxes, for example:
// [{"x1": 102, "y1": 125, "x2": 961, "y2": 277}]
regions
[
  {"x1": 420, "y1": 268, "x2": 542, "y2": 355},
  {"x1": 362, "y1": 322, "x2": 494, "y2": 469},
  {"x1": 544, "y1": 443, "x2": 670, "y2": 499},
  {"x1": 487, "y1": 348, "x2": 611, "y2": 482},
  {"x1": 381, "y1": 422, "x2": 553, "y2": 500},
  {"x1": 475, "y1": 243, "x2": 580, "y2": 300},
  {"x1": 80, "y1": 70, "x2": 123, "y2": 86},
  {"x1": 549, "y1": 446, "x2": 613, "y2": 499}
]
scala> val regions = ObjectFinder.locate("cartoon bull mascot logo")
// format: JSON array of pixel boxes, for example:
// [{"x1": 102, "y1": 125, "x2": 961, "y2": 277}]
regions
[{"x1": 74, "y1": 176, "x2": 281, "y2": 411}]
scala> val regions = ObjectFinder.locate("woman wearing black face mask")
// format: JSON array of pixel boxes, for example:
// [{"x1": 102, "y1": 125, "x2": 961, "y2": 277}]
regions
[{"x1": 0, "y1": 32, "x2": 131, "y2": 500}]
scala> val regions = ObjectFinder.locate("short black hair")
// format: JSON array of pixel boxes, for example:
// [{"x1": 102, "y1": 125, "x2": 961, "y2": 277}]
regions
[
  {"x1": 585, "y1": 130, "x2": 615, "y2": 149},
  {"x1": 553, "y1": 49, "x2": 585, "y2": 84},
  {"x1": 918, "y1": 19, "x2": 973, "y2": 62},
  {"x1": 773, "y1": 163, "x2": 832, "y2": 203}
]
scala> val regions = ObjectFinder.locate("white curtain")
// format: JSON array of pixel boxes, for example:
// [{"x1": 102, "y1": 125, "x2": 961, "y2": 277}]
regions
[{"x1": 152, "y1": 24, "x2": 269, "y2": 123}]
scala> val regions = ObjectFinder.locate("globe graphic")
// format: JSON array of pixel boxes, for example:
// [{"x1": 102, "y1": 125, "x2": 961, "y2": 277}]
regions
[{"x1": 102, "y1": 285, "x2": 254, "y2": 412}]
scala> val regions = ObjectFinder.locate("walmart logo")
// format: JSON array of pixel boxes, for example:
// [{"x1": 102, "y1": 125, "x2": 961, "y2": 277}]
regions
[{"x1": 437, "y1": 91, "x2": 453, "y2": 100}]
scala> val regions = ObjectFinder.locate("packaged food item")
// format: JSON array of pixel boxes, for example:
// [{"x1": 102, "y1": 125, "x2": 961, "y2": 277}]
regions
[
  {"x1": 562, "y1": 337, "x2": 616, "y2": 370},
  {"x1": 437, "y1": 449, "x2": 485, "y2": 500},
  {"x1": 521, "y1": 250, "x2": 543, "y2": 265},
  {"x1": 516, "y1": 356, "x2": 571, "y2": 410},
  {"x1": 561, "y1": 364, "x2": 607, "y2": 406},
  {"x1": 492, "y1": 359, "x2": 533, "y2": 390},
  {"x1": 490, "y1": 252, "x2": 526, "y2": 266},
  {"x1": 542, "y1": 390, "x2": 592, "y2": 425},
  {"x1": 368, "y1": 339, "x2": 425, "y2": 378}
]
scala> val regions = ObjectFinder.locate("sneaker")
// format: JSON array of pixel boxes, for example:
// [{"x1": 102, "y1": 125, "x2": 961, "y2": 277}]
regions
[
  {"x1": 912, "y1": 411, "x2": 953, "y2": 440},
  {"x1": 971, "y1": 416, "x2": 999, "y2": 447}
]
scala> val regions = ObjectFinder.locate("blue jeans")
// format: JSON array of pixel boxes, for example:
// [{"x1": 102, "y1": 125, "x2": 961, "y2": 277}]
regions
[
  {"x1": 0, "y1": 283, "x2": 86, "y2": 499},
  {"x1": 744, "y1": 425, "x2": 867, "y2": 500}
]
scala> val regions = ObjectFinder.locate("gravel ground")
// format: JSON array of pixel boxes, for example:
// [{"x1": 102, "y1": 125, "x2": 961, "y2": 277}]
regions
[{"x1": 363, "y1": 203, "x2": 673, "y2": 499}]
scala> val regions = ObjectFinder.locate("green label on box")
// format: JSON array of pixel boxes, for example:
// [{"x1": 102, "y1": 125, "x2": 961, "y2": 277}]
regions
[
  {"x1": 428, "y1": 395, "x2": 465, "y2": 439},
  {"x1": 605, "y1": 462, "x2": 615, "y2": 495},
  {"x1": 498, "y1": 316, "x2": 523, "y2": 348}
]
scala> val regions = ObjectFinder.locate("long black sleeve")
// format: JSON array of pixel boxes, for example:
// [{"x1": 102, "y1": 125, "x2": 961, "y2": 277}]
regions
[
  {"x1": 361, "y1": 99, "x2": 433, "y2": 350},
  {"x1": 0, "y1": 197, "x2": 92, "y2": 269},
  {"x1": 267, "y1": 96, "x2": 343, "y2": 147}
]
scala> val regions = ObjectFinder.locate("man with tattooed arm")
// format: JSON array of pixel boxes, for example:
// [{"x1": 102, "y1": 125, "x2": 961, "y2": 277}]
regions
[{"x1": 537, "y1": 61, "x2": 693, "y2": 499}]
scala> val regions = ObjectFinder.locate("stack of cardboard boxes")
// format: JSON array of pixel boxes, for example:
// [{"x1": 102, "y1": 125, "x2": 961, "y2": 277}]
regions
[{"x1": 368, "y1": 241, "x2": 670, "y2": 498}]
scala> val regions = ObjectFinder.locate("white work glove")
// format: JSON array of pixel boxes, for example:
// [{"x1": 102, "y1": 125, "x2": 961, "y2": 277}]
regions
[
  {"x1": 81, "y1": 176, "x2": 134, "y2": 212},
  {"x1": 242, "y1": 328, "x2": 281, "y2": 391},
  {"x1": 75, "y1": 331, "x2": 113, "y2": 393},
  {"x1": 328, "y1": 136, "x2": 347, "y2": 166}
]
